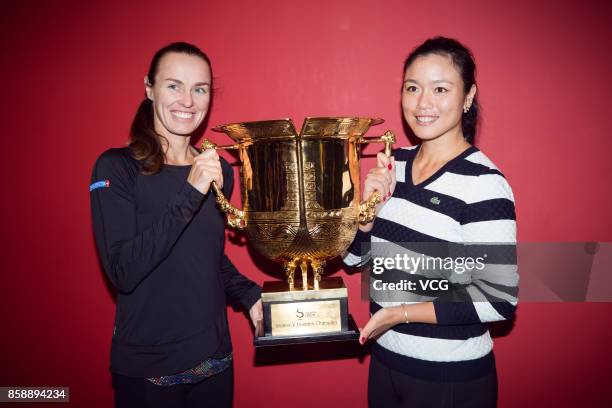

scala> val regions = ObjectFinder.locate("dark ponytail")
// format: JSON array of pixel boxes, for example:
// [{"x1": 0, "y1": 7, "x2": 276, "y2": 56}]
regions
[
  {"x1": 403, "y1": 37, "x2": 479, "y2": 144},
  {"x1": 129, "y1": 99, "x2": 164, "y2": 174},
  {"x1": 129, "y1": 42, "x2": 212, "y2": 174}
]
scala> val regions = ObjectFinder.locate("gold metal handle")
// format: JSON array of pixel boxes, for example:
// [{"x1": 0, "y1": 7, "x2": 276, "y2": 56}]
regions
[
  {"x1": 200, "y1": 139, "x2": 247, "y2": 229},
  {"x1": 357, "y1": 130, "x2": 396, "y2": 225},
  {"x1": 358, "y1": 191, "x2": 382, "y2": 224},
  {"x1": 358, "y1": 130, "x2": 396, "y2": 156}
]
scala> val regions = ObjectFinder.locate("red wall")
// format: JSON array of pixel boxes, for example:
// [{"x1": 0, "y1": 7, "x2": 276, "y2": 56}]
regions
[{"x1": 1, "y1": 0, "x2": 611, "y2": 406}]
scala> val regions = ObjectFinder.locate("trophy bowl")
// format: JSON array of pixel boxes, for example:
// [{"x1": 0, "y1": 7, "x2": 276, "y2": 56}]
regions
[{"x1": 204, "y1": 117, "x2": 395, "y2": 345}]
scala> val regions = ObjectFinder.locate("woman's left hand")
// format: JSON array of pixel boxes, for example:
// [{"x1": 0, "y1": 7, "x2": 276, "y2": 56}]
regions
[
  {"x1": 359, "y1": 305, "x2": 404, "y2": 345},
  {"x1": 249, "y1": 299, "x2": 263, "y2": 336}
]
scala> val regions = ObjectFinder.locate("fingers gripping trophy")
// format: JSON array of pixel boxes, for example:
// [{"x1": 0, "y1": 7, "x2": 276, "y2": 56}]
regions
[{"x1": 202, "y1": 117, "x2": 395, "y2": 346}]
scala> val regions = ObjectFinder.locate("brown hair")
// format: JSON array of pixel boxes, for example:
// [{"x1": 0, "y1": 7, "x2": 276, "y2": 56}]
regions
[{"x1": 129, "y1": 42, "x2": 212, "y2": 174}]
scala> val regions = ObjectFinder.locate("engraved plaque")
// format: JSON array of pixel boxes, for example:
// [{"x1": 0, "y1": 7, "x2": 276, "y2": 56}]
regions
[{"x1": 270, "y1": 300, "x2": 341, "y2": 337}]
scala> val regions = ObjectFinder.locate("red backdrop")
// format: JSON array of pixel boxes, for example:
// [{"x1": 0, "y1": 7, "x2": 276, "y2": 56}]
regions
[{"x1": 1, "y1": 0, "x2": 611, "y2": 406}]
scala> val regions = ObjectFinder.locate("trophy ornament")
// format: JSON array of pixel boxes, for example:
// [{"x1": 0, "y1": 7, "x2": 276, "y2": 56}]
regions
[
  {"x1": 201, "y1": 117, "x2": 396, "y2": 345},
  {"x1": 202, "y1": 118, "x2": 395, "y2": 291}
]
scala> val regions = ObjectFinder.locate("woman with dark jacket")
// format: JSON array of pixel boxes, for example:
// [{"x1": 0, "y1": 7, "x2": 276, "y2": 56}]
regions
[{"x1": 90, "y1": 42, "x2": 262, "y2": 408}]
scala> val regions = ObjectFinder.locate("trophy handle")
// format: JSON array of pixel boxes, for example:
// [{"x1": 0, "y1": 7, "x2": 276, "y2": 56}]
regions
[
  {"x1": 200, "y1": 139, "x2": 247, "y2": 229},
  {"x1": 358, "y1": 192, "x2": 382, "y2": 224},
  {"x1": 357, "y1": 130, "x2": 396, "y2": 224},
  {"x1": 358, "y1": 129, "x2": 396, "y2": 156}
]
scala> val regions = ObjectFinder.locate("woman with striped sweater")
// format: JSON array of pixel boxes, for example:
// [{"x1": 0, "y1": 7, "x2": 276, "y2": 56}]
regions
[{"x1": 344, "y1": 37, "x2": 518, "y2": 407}]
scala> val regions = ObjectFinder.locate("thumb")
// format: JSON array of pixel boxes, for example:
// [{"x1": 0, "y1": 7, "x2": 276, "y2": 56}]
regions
[
  {"x1": 359, "y1": 324, "x2": 372, "y2": 345},
  {"x1": 198, "y1": 148, "x2": 217, "y2": 159},
  {"x1": 377, "y1": 152, "x2": 391, "y2": 169}
]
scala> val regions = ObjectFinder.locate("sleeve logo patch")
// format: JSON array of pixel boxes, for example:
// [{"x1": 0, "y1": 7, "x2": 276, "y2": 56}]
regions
[{"x1": 90, "y1": 179, "x2": 110, "y2": 192}]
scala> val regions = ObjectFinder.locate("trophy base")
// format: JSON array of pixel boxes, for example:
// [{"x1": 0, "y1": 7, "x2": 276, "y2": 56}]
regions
[
  {"x1": 254, "y1": 314, "x2": 359, "y2": 347},
  {"x1": 254, "y1": 276, "x2": 359, "y2": 347}
]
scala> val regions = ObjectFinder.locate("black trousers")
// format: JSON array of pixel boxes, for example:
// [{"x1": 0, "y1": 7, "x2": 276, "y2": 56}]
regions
[
  {"x1": 112, "y1": 366, "x2": 233, "y2": 408},
  {"x1": 368, "y1": 355, "x2": 497, "y2": 408}
]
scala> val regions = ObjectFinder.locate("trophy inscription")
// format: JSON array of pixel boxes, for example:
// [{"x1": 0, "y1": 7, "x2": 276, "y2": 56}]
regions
[{"x1": 270, "y1": 300, "x2": 341, "y2": 337}]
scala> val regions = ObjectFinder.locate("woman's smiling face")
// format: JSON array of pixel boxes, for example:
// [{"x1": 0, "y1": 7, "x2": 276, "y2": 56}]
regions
[
  {"x1": 145, "y1": 52, "x2": 211, "y2": 139},
  {"x1": 402, "y1": 53, "x2": 475, "y2": 142}
]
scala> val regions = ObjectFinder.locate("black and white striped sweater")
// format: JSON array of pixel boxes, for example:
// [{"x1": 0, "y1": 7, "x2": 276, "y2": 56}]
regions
[{"x1": 344, "y1": 145, "x2": 518, "y2": 382}]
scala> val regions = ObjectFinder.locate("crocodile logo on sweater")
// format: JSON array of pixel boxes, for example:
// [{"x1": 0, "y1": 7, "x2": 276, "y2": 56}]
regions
[{"x1": 430, "y1": 196, "x2": 441, "y2": 205}]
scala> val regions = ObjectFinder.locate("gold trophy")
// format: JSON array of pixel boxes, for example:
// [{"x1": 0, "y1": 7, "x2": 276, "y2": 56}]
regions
[{"x1": 202, "y1": 117, "x2": 394, "y2": 346}]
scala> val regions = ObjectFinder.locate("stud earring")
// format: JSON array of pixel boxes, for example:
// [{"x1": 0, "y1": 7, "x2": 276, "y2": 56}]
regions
[{"x1": 464, "y1": 99, "x2": 473, "y2": 114}]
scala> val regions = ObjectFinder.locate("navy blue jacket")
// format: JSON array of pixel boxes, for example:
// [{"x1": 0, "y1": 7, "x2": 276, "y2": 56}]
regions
[{"x1": 90, "y1": 147, "x2": 260, "y2": 377}]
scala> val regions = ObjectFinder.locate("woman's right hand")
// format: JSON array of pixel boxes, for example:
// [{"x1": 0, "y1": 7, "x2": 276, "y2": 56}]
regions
[
  {"x1": 187, "y1": 149, "x2": 223, "y2": 194},
  {"x1": 360, "y1": 152, "x2": 396, "y2": 232}
]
